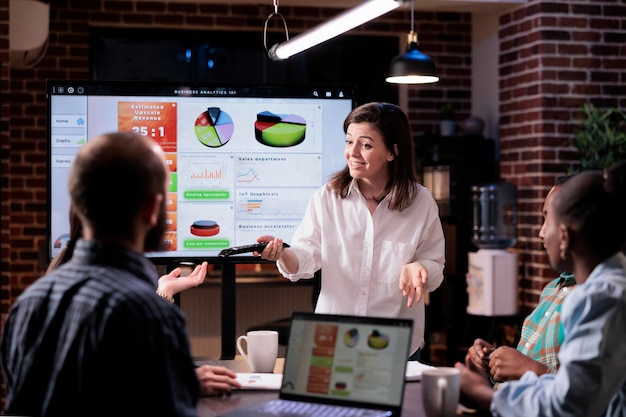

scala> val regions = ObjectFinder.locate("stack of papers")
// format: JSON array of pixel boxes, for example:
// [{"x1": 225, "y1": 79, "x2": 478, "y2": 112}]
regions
[
  {"x1": 235, "y1": 373, "x2": 283, "y2": 390},
  {"x1": 405, "y1": 361, "x2": 437, "y2": 381}
]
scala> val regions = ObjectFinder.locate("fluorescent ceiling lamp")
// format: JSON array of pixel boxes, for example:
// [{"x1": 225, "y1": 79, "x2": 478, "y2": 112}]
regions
[{"x1": 268, "y1": 0, "x2": 404, "y2": 61}]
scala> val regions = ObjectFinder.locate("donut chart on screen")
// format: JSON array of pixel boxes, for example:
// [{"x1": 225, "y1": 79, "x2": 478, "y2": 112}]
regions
[
  {"x1": 254, "y1": 111, "x2": 306, "y2": 147},
  {"x1": 367, "y1": 330, "x2": 389, "y2": 350},
  {"x1": 343, "y1": 328, "x2": 359, "y2": 348},
  {"x1": 190, "y1": 220, "x2": 220, "y2": 237},
  {"x1": 53, "y1": 233, "x2": 70, "y2": 248},
  {"x1": 194, "y1": 107, "x2": 234, "y2": 148}
]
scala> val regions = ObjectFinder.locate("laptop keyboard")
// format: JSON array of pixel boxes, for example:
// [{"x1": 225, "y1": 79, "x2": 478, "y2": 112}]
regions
[{"x1": 257, "y1": 399, "x2": 391, "y2": 417}]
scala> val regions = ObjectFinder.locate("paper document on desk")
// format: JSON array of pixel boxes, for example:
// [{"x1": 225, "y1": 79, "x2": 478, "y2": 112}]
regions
[
  {"x1": 405, "y1": 361, "x2": 437, "y2": 381},
  {"x1": 236, "y1": 373, "x2": 283, "y2": 390}
]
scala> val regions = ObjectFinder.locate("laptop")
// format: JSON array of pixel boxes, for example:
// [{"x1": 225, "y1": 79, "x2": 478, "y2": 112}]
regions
[{"x1": 219, "y1": 311, "x2": 413, "y2": 417}]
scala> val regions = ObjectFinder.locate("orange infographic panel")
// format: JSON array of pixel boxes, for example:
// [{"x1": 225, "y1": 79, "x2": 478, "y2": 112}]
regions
[
  {"x1": 166, "y1": 192, "x2": 178, "y2": 212},
  {"x1": 314, "y1": 324, "x2": 338, "y2": 347},
  {"x1": 162, "y1": 232, "x2": 177, "y2": 251},
  {"x1": 166, "y1": 212, "x2": 177, "y2": 232},
  {"x1": 164, "y1": 153, "x2": 177, "y2": 173},
  {"x1": 118, "y1": 101, "x2": 178, "y2": 152}
]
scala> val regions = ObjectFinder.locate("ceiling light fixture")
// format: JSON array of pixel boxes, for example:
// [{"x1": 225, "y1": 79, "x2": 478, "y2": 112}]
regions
[
  {"x1": 386, "y1": 0, "x2": 438, "y2": 84},
  {"x1": 264, "y1": 0, "x2": 405, "y2": 61}
]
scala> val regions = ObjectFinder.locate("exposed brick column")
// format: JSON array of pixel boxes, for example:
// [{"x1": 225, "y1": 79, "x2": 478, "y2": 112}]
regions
[
  {"x1": 498, "y1": 0, "x2": 626, "y2": 313},
  {"x1": 1, "y1": 0, "x2": 10, "y2": 320},
  {"x1": 0, "y1": 0, "x2": 10, "y2": 406}
]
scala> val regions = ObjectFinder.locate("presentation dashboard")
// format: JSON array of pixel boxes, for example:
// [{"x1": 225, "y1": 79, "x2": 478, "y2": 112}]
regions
[{"x1": 47, "y1": 81, "x2": 354, "y2": 261}]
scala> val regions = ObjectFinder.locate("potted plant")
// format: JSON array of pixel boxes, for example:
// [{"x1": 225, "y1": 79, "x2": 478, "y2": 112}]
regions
[
  {"x1": 571, "y1": 103, "x2": 626, "y2": 172},
  {"x1": 439, "y1": 103, "x2": 456, "y2": 137}
]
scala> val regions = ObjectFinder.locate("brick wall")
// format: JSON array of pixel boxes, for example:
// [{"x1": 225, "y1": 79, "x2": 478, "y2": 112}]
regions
[
  {"x1": 0, "y1": 3, "x2": 469, "y2": 403},
  {"x1": 1, "y1": 1, "x2": 469, "y2": 313},
  {"x1": 498, "y1": 0, "x2": 626, "y2": 313},
  {"x1": 407, "y1": 11, "x2": 473, "y2": 129},
  {"x1": 0, "y1": 0, "x2": 8, "y2": 405},
  {"x1": 3, "y1": 0, "x2": 623, "y2": 404}
]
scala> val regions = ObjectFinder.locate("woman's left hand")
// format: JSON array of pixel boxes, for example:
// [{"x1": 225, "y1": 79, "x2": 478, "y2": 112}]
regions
[{"x1": 399, "y1": 262, "x2": 428, "y2": 307}]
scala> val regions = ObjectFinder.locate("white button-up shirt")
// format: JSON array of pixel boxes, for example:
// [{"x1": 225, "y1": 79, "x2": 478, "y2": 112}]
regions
[{"x1": 277, "y1": 180, "x2": 446, "y2": 354}]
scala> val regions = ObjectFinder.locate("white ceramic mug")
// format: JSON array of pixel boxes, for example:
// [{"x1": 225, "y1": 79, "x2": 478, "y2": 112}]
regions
[
  {"x1": 236, "y1": 330, "x2": 278, "y2": 373},
  {"x1": 422, "y1": 367, "x2": 460, "y2": 417}
]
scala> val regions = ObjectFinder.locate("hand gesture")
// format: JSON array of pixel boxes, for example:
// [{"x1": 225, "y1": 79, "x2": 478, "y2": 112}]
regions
[
  {"x1": 157, "y1": 261, "x2": 208, "y2": 299},
  {"x1": 398, "y1": 262, "x2": 428, "y2": 307}
]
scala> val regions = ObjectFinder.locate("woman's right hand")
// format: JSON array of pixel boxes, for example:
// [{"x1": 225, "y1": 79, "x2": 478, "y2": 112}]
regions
[
  {"x1": 255, "y1": 235, "x2": 284, "y2": 261},
  {"x1": 256, "y1": 235, "x2": 299, "y2": 274}
]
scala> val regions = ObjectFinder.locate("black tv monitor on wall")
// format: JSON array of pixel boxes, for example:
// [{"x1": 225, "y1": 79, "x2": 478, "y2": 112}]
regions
[{"x1": 47, "y1": 80, "x2": 355, "y2": 262}]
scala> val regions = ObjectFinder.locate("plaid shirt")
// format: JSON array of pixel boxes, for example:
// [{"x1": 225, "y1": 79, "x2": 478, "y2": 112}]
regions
[
  {"x1": 516, "y1": 272, "x2": 577, "y2": 374},
  {"x1": 1, "y1": 239, "x2": 200, "y2": 417}
]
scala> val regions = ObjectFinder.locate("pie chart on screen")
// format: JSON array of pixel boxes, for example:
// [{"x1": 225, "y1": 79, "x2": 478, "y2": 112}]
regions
[
  {"x1": 254, "y1": 111, "x2": 306, "y2": 147},
  {"x1": 194, "y1": 107, "x2": 234, "y2": 148}
]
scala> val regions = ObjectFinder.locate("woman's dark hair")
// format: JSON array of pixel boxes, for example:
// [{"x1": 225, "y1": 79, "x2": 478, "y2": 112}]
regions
[
  {"x1": 555, "y1": 160, "x2": 626, "y2": 258},
  {"x1": 46, "y1": 204, "x2": 82, "y2": 273},
  {"x1": 327, "y1": 102, "x2": 419, "y2": 211},
  {"x1": 555, "y1": 174, "x2": 576, "y2": 186}
]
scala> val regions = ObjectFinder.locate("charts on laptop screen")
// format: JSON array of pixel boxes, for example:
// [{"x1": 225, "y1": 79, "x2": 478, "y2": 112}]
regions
[
  {"x1": 47, "y1": 81, "x2": 355, "y2": 262},
  {"x1": 282, "y1": 313, "x2": 412, "y2": 409}
]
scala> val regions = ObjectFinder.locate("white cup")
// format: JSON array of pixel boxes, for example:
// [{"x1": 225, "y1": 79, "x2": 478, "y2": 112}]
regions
[
  {"x1": 422, "y1": 367, "x2": 460, "y2": 417},
  {"x1": 236, "y1": 330, "x2": 278, "y2": 373}
]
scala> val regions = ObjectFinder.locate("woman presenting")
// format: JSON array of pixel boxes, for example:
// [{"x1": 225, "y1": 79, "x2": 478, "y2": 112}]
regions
[{"x1": 257, "y1": 102, "x2": 445, "y2": 358}]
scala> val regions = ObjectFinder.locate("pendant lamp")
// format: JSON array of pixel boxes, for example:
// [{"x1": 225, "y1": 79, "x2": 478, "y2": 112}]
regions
[{"x1": 386, "y1": 1, "x2": 438, "y2": 84}]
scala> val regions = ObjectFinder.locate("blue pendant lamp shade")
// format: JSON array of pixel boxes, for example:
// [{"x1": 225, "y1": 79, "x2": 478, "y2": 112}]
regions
[{"x1": 387, "y1": 31, "x2": 438, "y2": 84}]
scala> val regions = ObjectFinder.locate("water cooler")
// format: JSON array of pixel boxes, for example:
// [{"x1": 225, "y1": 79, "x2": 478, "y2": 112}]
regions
[{"x1": 466, "y1": 182, "x2": 518, "y2": 316}]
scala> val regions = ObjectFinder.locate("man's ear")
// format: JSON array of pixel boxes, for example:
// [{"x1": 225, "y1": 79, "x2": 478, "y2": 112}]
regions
[
  {"x1": 142, "y1": 193, "x2": 163, "y2": 227},
  {"x1": 558, "y1": 223, "x2": 570, "y2": 259}
]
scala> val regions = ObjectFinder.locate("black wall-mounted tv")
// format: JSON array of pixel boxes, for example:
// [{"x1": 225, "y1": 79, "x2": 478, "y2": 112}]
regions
[
  {"x1": 88, "y1": 28, "x2": 398, "y2": 106},
  {"x1": 47, "y1": 80, "x2": 355, "y2": 263}
]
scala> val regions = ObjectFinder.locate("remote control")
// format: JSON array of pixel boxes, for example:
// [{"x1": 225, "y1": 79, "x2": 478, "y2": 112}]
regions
[{"x1": 218, "y1": 242, "x2": 290, "y2": 257}]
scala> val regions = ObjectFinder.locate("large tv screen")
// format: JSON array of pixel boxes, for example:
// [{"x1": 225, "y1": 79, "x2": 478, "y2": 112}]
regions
[{"x1": 47, "y1": 81, "x2": 355, "y2": 263}]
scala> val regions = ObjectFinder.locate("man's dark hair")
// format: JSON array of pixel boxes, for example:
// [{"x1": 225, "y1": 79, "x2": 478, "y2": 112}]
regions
[{"x1": 68, "y1": 131, "x2": 167, "y2": 240}]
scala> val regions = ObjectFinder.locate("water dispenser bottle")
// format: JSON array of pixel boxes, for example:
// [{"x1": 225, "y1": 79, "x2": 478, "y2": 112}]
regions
[
  {"x1": 467, "y1": 181, "x2": 519, "y2": 316},
  {"x1": 471, "y1": 182, "x2": 517, "y2": 250}
]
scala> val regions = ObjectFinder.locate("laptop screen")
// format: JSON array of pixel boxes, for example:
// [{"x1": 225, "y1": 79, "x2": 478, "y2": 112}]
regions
[{"x1": 280, "y1": 312, "x2": 413, "y2": 410}]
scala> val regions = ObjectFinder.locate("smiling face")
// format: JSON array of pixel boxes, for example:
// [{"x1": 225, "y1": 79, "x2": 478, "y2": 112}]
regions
[{"x1": 344, "y1": 122, "x2": 395, "y2": 184}]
